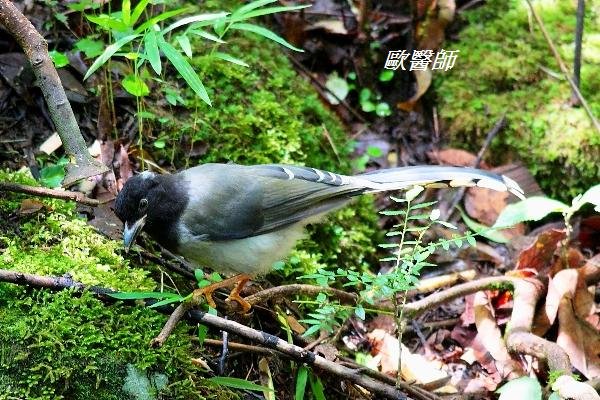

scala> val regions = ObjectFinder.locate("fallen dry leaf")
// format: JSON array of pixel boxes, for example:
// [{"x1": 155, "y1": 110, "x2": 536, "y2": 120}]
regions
[
  {"x1": 427, "y1": 148, "x2": 489, "y2": 169},
  {"x1": 516, "y1": 229, "x2": 566, "y2": 272},
  {"x1": 473, "y1": 291, "x2": 523, "y2": 378},
  {"x1": 19, "y1": 199, "x2": 45, "y2": 215},
  {"x1": 366, "y1": 329, "x2": 450, "y2": 386}
]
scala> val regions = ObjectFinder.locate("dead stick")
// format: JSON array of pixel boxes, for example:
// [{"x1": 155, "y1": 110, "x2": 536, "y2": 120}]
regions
[
  {"x1": 0, "y1": 0, "x2": 108, "y2": 184},
  {"x1": 0, "y1": 182, "x2": 100, "y2": 206},
  {"x1": 245, "y1": 284, "x2": 358, "y2": 306}
]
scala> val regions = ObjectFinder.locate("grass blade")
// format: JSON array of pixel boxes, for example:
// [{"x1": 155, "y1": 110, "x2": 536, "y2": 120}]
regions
[
  {"x1": 84, "y1": 33, "x2": 141, "y2": 80},
  {"x1": 158, "y1": 38, "x2": 211, "y2": 105},
  {"x1": 230, "y1": 22, "x2": 303, "y2": 52}
]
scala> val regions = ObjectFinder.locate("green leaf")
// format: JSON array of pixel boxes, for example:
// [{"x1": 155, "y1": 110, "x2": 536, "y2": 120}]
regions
[
  {"x1": 230, "y1": 22, "x2": 304, "y2": 52},
  {"x1": 197, "y1": 323, "x2": 209, "y2": 346},
  {"x1": 493, "y1": 197, "x2": 569, "y2": 228},
  {"x1": 158, "y1": 38, "x2": 211, "y2": 105},
  {"x1": 176, "y1": 35, "x2": 193, "y2": 58},
  {"x1": 361, "y1": 101, "x2": 375, "y2": 112},
  {"x1": 122, "y1": 0, "x2": 131, "y2": 26},
  {"x1": 39, "y1": 161, "x2": 67, "y2": 188},
  {"x1": 131, "y1": 0, "x2": 150, "y2": 26},
  {"x1": 148, "y1": 295, "x2": 185, "y2": 308},
  {"x1": 74, "y1": 37, "x2": 104, "y2": 58},
  {"x1": 162, "y1": 12, "x2": 229, "y2": 34},
  {"x1": 303, "y1": 325, "x2": 321, "y2": 337},
  {"x1": 308, "y1": 374, "x2": 327, "y2": 400},
  {"x1": 359, "y1": 88, "x2": 372, "y2": 102},
  {"x1": 354, "y1": 304, "x2": 366, "y2": 320},
  {"x1": 188, "y1": 29, "x2": 226, "y2": 43},
  {"x1": 85, "y1": 14, "x2": 128, "y2": 31},
  {"x1": 366, "y1": 145, "x2": 383, "y2": 157},
  {"x1": 134, "y1": 8, "x2": 188, "y2": 34},
  {"x1": 213, "y1": 52, "x2": 249, "y2": 67},
  {"x1": 380, "y1": 210, "x2": 406, "y2": 216},
  {"x1": 144, "y1": 27, "x2": 161, "y2": 74},
  {"x1": 459, "y1": 207, "x2": 509, "y2": 244},
  {"x1": 324, "y1": 74, "x2": 348, "y2": 104},
  {"x1": 466, "y1": 235, "x2": 477, "y2": 247},
  {"x1": 109, "y1": 291, "x2": 181, "y2": 300},
  {"x1": 410, "y1": 201, "x2": 437, "y2": 210},
  {"x1": 153, "y1": 139, "x2": 166, "y2": 149},
  {"x1": 49, "y1": 50, "x2": 69, "y2": 68},
  {"x1": 295, "y1": 366, "x2": 309, "y2": 400},
  {"x1": 375, "y1": 102, "x2": 392, "y2": 117},
  {"x1": 575, "y1": 184, "x2": 600, "y2": 212},
  {"x1": 232, "y1": 5, "x2": 311, "y2": 22},
  {"x1": 232, "y1": 0, "x2": 277, "y2": 18},
  {"x1": 497, "y1": 376, "x2": 542, "y2": 400},
  {"x1": 405, "y1": 186, "x2": 424, "y2": 202},
  {"x1": 122, "y1": 74, "x2": 150, "y2": 97},
  {"x1": 84, "y1": 34, "x2": 141, "y2": 80},
  {"x1": 379, "y1": 70, "x2": 394, "y2": 82},
  {"x1": 209, "y1": 377, "x2": 272, "y2": 392}
]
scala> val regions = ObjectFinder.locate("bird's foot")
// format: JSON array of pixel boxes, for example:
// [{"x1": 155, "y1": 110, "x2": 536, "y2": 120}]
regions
[{"x1": 192, "y1": 273, "x2": 252, "y2": 312}]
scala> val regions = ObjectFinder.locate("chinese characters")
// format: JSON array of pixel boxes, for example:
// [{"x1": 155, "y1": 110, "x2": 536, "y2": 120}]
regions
[{"x1": 384, "y1": 49, "x2": 459, "y2": 71}]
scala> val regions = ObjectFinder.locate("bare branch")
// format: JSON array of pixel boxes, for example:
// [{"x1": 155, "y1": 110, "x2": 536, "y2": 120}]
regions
[
  {"x1": 0, "y1": 182, "x2": 100, "y2": 206},
  {"x1": 0, "y1": 0, "x2": 108, "y2": 185}
]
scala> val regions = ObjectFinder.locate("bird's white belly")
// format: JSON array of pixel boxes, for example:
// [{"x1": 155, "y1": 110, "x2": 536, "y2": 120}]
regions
[{"x1": 175, "y1": 223, "x2": 308, "y2": 276}]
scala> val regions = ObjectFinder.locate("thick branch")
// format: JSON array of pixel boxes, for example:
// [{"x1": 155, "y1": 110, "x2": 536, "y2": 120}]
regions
[
  {"x1": 0, "y1": 0, "x2": 108, "y2": 185},
  {"x1": 0, "y1": 182, "x2": 100, "y2": 206},
  {"x1": 402, "y1": 276, "x2": 516, "y2": 319}
]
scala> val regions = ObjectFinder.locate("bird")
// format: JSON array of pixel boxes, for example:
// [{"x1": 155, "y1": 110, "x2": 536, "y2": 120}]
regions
[{"x1": 114, "y1": 163, "x2": 525, "y2": 312}]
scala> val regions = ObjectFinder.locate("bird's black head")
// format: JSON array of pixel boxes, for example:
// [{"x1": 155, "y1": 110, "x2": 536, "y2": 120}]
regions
[{"x1": 114, "y1": 171, "x2": 187, "y2": 251}]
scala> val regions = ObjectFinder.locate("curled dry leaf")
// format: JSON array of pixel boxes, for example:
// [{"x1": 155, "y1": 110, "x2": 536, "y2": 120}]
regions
[
  {"x1": 516, "y1": 229, "x2": 566, "y2": 272},
  {"x1": 546, "y1": 265, "x2": 600, "y2": 378},
  {"x1": 19, "y1": 198, "x2": 45, "y2": 215},
  {"x1": 473, "y1": 291, "x2": 523, "y2": 379}
]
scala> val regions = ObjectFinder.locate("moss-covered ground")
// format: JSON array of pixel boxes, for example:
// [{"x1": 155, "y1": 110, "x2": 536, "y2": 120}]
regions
[{"x1": 434, "y1": 0, "x2": 600, "y2": 200}]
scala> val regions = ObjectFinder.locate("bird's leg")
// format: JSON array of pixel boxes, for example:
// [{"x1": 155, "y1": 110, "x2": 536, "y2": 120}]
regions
[
  {"x1": 192, "y1": 273, "x2": 252, "y2": 312},
  {"x1": 225, "y1": 274, "x2": 252, "y2": 313}
]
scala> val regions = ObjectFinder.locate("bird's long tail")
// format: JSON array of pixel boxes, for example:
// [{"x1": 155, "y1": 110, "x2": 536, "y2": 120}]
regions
[{"x1": 356, "y1": 166, "x2": 525, "y2": 199}]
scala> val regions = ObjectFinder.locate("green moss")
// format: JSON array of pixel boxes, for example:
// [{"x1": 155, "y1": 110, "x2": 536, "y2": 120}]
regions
[
  {"x1": 0, "y1": 171, "x2": 236, "y2": 399},
  {"x1": 0, "y1": 170, "x2": 154, "y2": 292},
  {"x1": 0, "y1": 289, "x2": 232, "y2": 400},
  {"x1": 434, "y1": 0, "x2": 600, "y2": 199}
]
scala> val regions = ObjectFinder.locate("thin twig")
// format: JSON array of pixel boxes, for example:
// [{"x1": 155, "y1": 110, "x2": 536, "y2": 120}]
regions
[
  {"x1": 245, "y1": 284, "x2": 358, "y2": 306},
  {"x1": 287, "y1": 56, "x2": 368, "y2": 124},
  {"x1": 0, "y1": 182, "x2": 101, "y2": 206},
  {"x1": 201, "y1": 338, "x2": 280, "y2": 356},
  {"x1": 570, "y1": 0, "x2": 585, "y2": 105},
  {"x1": 525, "y1": 0, "x2": 600, "y2": 134}
]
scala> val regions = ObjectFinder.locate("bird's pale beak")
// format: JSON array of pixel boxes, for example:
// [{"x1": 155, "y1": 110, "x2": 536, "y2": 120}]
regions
[{"x1": 123, "y1": 215, "x2": 147, "y2": 253}]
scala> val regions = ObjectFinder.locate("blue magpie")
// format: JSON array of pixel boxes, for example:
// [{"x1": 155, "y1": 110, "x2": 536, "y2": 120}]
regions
[{"x1": 114, "y1": 163, "x2": 524, "y2": 311}]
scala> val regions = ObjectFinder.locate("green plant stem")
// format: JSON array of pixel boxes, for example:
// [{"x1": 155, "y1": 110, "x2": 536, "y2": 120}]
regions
[{"x1": 391, "y1": 199, "x2": 411, "y2": 388}]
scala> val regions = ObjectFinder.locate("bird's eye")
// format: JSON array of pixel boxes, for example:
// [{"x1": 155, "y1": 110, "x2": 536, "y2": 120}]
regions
[{"x1": 139, "y1": 198, "x2": 148, "y2": 212}]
